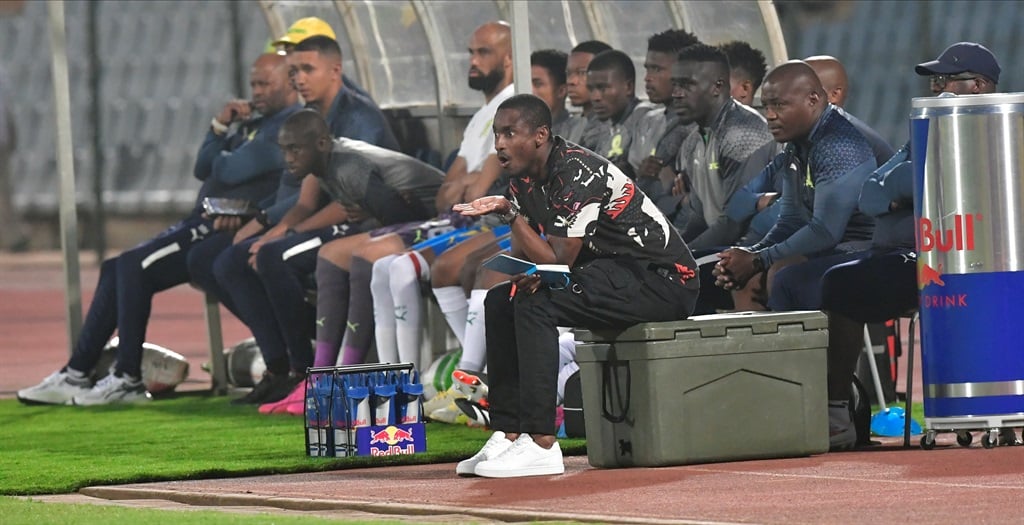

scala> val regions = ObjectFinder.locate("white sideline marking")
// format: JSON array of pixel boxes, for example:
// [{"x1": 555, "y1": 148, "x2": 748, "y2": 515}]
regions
[{"x1": 687, "y1": 467, "x2": 1024, "y2": 490}]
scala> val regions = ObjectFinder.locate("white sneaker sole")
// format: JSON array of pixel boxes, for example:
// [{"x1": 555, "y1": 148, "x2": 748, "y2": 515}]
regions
[
  {"x1": 474, "y1": 462, "x2": 565, "y2": 478},
  {"x1": 17, "y1": 394, "x2": 76, "y2": 406},
  {"x1": 72, "y1": 394, "x2": 152, "y2": 406}
]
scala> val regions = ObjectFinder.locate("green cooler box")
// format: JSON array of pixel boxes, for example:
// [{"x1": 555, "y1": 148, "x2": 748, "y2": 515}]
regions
[{"x1": 575, "y1": 311, "x2": 829, "y2": 467}]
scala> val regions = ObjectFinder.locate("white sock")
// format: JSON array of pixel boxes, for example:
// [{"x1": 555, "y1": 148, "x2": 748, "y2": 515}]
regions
[
  {"x1": 557, "y1": 330, "x2": 576, "y2": 367},
  {"x1": 371, "y1": 254, "x2": 399, "y2": 364},
  {"x1": 555, "y1": 331, "x2": 578, "y2": 404},
  {"x1": 392, "y1": 254, "x2": 428, "y2": 369},
  {"x1": 557, "y1": 361, "x2": 579, "y2": 405},
  {"x1": 433, "y1": 285, "x2": 468, "y2": 346},
  {"x1": 458, "y1": 289, "x2": 489, "y2": 372}
]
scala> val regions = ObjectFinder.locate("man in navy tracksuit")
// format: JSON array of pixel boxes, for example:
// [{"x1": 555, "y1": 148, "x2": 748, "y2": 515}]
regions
[
  {"x1": 712, "y1": 61, "x2": 877, "y2": 310},
  {"x1": 202, "y1": 35, "x2": 401, "y2": 405},
  {"x1": 17, "y1": 53, "x2": 301, "y2": 405}
]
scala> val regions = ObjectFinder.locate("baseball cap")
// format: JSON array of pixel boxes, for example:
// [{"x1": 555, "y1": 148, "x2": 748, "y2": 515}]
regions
[
  {"x1": 273, "y1": 17, "x2": 337, "y2": 47},
  {"x1": 915, "y1": 42, "x2": 1001, "y2": 84}
]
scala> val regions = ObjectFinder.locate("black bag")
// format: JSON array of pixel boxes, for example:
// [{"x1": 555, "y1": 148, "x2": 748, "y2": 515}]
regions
[
  {"x1": 563, "y1": 370, "x2": 586, "y2": 438},
  {"x1": 850, "y1": 375, "x2": 872, "y2": 446}
]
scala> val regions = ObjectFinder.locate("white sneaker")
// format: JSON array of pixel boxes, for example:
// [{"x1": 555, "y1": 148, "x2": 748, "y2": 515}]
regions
[
  {"x1": 829, "y1": 401, "x2": 857, "y2": 451},
  {"x1": 455, "y1": 431, "x2": 511, "y2": 476},
  {"x1": 72, "y1": 374, "x2": 152, "y2": 406},
  {"x1": 474, "y1": 434, "x2": 564, "y2": 478},
  {"x1": 17, "y1": 369, "x2": 91, "y2": 405}
]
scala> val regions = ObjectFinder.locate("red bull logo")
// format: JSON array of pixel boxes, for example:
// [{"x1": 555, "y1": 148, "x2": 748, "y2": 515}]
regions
[
  {"x1": 918, "y1": 213, "x2": 979, "y2": 253},
  {"x1": 369, "y1": 425, "x2": 415, "y2": 446},
  {"x1": 367, "y1": 425, "x2": 418, "y2": 456},
  {"x1": 918, "y1": 263, "x2": 945, "y2": 289},
  {"x1": 918, "y1": 262, "x2": 969, "y2": 308}
]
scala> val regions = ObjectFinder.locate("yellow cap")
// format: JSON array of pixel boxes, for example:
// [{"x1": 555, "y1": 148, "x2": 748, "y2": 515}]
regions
[{"x1": 273, "y1": 17, "x2": 337, "y2": 47}]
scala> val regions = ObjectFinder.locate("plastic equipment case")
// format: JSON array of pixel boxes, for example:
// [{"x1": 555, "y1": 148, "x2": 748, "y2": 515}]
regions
[{"x1": 574, "y1": 311, "x2": 829, "y2": 468}]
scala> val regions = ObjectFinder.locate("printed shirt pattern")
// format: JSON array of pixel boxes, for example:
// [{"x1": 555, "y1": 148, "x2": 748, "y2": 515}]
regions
[{"x1": 509, "y1": 137, "x2": 696, "y2": 271}]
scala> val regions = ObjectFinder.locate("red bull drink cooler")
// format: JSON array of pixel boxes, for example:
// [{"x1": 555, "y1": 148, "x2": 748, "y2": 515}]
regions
[{"x1": 911, "y1": 93, "x2": 1024, "y2": 448}]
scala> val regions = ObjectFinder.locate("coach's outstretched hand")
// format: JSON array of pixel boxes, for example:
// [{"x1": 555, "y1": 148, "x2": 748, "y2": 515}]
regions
[{"x1": 453, "y1": 195, "x2": 511, "y2": 217}]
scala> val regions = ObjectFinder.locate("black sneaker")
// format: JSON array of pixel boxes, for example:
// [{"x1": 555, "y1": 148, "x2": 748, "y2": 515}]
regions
[
  {"x1": 232, "y1": 371, "x2": 301, "y2": 405},
  {"x1": 262, "y1": 371, "x2": 305, "y2": 404}
]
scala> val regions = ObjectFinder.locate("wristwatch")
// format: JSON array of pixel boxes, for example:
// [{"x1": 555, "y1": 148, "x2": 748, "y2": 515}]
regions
[
  {"x1": 498, "y1": 202, "x2": 520, "y2": 225},
  {"x1": 751, "y1": 253, "x2": 766, "y2": 274},
  {"x1": 255, "y1": 209, "x2": 271, "y2": 227}
]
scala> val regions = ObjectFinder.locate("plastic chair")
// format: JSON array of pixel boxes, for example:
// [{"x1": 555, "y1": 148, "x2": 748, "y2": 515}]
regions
[{"x1": 202, "y1": 291, "x2": 229, "y2": 395}]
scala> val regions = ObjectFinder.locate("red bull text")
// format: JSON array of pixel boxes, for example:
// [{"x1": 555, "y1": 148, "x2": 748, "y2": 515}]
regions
[{"x1": 918, "y1": 213, "x2": 979, "y2": 253}]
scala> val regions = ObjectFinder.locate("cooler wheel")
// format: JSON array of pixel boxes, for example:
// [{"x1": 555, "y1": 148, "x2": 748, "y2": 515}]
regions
[
  {"x1": 955, "y1": 430, "x2": 972, "y2": 447},
  {"x1": 981, "y1": 429, "x2": 999, "y2": 449},
  {"x1": 920, "y1": 431, "x2": 936, "y2": 450}
]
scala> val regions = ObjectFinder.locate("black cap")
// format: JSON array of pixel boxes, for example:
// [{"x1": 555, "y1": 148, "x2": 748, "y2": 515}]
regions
[{"x1": 915, "y1": 42, "x2": 1001, "y2": 84}]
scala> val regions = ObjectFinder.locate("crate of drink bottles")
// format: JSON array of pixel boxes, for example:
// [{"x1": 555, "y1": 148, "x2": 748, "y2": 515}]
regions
[{"x1": 304, "y1": 363, "x2": 426, "y2": 457}]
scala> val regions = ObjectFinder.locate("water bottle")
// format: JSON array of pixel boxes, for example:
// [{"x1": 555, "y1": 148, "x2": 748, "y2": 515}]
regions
[
  {"x1": 343, "y1": 373, "x2": 371, "y2": 428},
  {"x1": 396, "y1": 370, "x2": 423, "y2": 424},
  {"x1": 370, "y1": 372, "x2": 396, "y2": 426}
]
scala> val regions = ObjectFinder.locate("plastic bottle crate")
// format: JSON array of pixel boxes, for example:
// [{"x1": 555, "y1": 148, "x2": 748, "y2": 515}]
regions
[
  {"x1": 575, "y1": 311, "x2": 829, "y2": 467},
  {"x1": 304, "y1": 363, "x2": 427, "y2": 457}
]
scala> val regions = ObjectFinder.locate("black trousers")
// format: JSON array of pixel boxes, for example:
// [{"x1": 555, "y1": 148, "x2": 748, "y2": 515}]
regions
[
  {"x1": 484, "y1": 258, "x2": 698, "y2": 436},
  {"x1": 820, "y1": 248, "x2": 918, "y2": 323}
]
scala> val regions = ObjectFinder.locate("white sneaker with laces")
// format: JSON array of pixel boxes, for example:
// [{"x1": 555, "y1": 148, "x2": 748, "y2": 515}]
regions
[
  {"x1": 474, "y1": 433, "x2": 564, "y2": 478},
  {"x1": 17, "y1": 369, "x2": 91, "y2": 405},
  {"x1": 72, "y1": 374, "x2": 152, "y2": 406},
  {"x1": 455, "y1": 431, "x2": 511, "y2": 476}
]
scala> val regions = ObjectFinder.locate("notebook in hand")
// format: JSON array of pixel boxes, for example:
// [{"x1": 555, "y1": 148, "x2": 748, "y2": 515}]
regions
[{"x1": 482, "y1": 254, "x2": 571, "y2": 286}]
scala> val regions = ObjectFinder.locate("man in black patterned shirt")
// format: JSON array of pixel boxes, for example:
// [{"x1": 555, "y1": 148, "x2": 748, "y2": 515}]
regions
[{"x1": 452, "y1": 94, "x2": 698, "y2": 478}]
